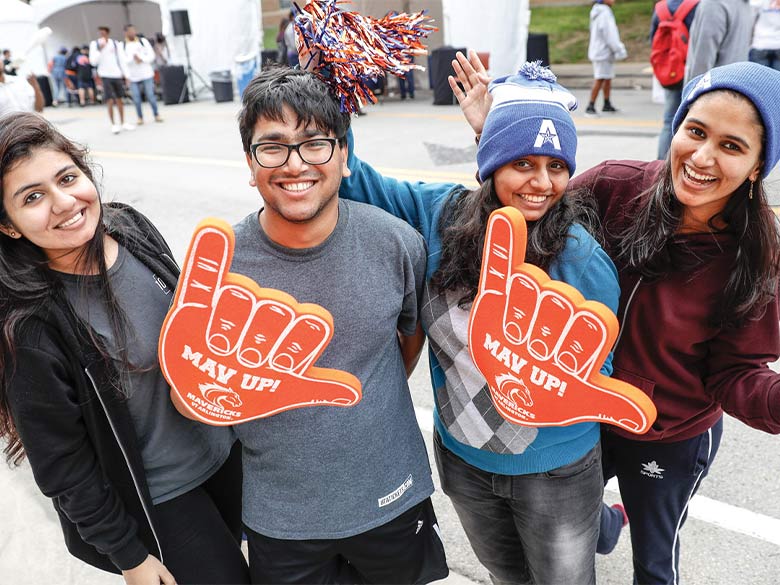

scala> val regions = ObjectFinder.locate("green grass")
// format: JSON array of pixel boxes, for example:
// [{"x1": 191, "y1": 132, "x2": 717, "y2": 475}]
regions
[
  {"x1": 530, "y1": 0, "x2": 655, "y2": 64},
  {"x1": 264, "y1": 27, "x2": 278, "y2": 50}
]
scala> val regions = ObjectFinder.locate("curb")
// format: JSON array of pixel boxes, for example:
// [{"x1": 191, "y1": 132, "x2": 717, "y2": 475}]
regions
[{"x1": 552, "y1": 62, "x2": 654, "y2": 90}]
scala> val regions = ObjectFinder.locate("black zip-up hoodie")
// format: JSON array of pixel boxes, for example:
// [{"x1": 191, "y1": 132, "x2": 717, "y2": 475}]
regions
[{"x1": 6, "y1": 203, "x2": 180, "y2": 573}]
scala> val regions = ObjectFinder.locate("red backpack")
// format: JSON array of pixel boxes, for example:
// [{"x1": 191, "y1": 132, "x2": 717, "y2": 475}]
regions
[{"x1": 650, "y1": 0, "x2": 700, "y2": 87}]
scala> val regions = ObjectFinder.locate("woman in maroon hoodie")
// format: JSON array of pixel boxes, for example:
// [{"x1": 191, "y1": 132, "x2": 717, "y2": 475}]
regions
[{"x1": 453, "y1": 55, "x2": 780, "y2": 584}]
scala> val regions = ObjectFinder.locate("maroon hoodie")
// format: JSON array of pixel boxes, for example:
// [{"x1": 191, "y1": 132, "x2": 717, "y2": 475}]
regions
[{"x1": 570, "y1": 159, "x2": 780, "y2": 442}]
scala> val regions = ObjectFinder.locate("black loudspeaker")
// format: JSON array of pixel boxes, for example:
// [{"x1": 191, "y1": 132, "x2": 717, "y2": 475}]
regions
[
  {"x1": 430, "y1": 46, "x2": 466, "y2": 105},
  {"x1": 160, "y1": 64, "x2": 189, "y2": 104},
  {"x1": 170, "y1": 10, "x2": 191, "y2": 36},
  {"x1": 527, "y1": 33, "x2": 550, "y2": 67},
  {"x1": 36, "y1": 75, "x2": 53, "y2": 107}
]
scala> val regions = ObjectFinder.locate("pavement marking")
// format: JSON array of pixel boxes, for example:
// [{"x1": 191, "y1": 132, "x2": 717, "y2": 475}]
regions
[{"x1": 414, "y1": 405, "x2": 780, "y2": 546}]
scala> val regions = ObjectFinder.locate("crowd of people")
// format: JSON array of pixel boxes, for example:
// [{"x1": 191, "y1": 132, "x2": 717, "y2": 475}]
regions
[
  {"x1": 8, "y1": 25, "x2": 169, "y2": 132},
  {"x1": 2, "y1": 5, "x2": 780, "y2": 585}
]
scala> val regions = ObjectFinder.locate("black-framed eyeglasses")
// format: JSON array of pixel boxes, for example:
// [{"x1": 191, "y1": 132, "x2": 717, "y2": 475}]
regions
[{"x1": 249, "y1": 138, "x2": 340, "y2": 168}]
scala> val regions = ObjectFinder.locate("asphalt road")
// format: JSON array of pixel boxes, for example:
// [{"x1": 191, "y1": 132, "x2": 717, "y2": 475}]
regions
[{"x1": 2, "y1": 83, "x2": 779, "y2": 584}]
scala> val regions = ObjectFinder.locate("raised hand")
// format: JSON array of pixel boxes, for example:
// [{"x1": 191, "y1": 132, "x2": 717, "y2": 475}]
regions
[
  {"x1": 467, "y1": 208, "x2": 657, "y2": 434},
  {"x1": 448, "y1": 49, "x2": 492, "y2": 135},
  {"x1": 159, "y1": 219, "x2": 362, "y2": 425}
]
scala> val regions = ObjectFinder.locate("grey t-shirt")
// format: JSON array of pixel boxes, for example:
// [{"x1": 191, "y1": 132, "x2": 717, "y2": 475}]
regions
[
  {"x1": 61, "y1": 245, "x2": 233, "y2": 504},
  {"x1": 231, "y1": 199, "x2": 432, "y2": 539}
]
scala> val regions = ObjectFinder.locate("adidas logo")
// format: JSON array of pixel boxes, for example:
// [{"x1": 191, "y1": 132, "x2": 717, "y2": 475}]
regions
[{"x1": 640, "y1": 460, "x2": 665, "y2": 479}]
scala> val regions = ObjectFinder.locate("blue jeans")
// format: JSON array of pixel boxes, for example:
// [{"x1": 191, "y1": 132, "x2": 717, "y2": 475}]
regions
[
  {"x1": 52, "y1": 74, "x2": 66, "y2": 103},
  {"x1": 399, "y1": 69, "x2": 415, "y2": 98},
  {"x1": 598, "y1": 419, "x2": 723, "y2": 585},
  {"x1": 434, "y1": 433, "x2": 601, "y2": 585},
  {"x1": 749, "y1": 48, "x2": 780, "y2": 71},
  {"x1": 129, "y1": 77, "x2": 159, "y2": 120},
  {"x1": 657, "y1": 84, "x2": 682, "y2": 160}
]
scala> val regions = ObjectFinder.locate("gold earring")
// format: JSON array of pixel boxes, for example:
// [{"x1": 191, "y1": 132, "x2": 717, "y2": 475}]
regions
[
  {"x1": 8, "y1": 230, "x2": 16, "y2": 238},
  {"x1": 749, "y1": 181, "x2": 754, "y2": 200}
]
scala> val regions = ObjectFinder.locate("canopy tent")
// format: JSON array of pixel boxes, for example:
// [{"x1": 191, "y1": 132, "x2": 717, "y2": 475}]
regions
[
  {"x1": 30, "y1": 0, "x2": 261, "y2": 92},
  {"x1": 0, "y1": 0, "x2": 49, "y2": 75},
  {"x1": 442, "y1": 0, "x2": 530, "y2": 78}
]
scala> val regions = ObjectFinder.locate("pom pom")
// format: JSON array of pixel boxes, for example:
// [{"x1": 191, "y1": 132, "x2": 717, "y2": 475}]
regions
[
  {"x1": 293, "y1": 0, "x2": 437, "y2": 114},
  {"x1": 517, "y1": 60, "x2": 557, "y2": 83}
]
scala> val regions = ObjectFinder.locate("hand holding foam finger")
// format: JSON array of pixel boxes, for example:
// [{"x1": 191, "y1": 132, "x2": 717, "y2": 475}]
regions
[
  {"x1": 468, "y1": 207, "x2": 656, "y2": 434},
  {"x1": 160, "y1": 219, "x2": 362, "y2": 425}
]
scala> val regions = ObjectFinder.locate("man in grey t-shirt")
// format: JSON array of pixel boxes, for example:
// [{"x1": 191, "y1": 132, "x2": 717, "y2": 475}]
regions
[{"x1": 231, "y1": 68, "x2": 448, "y2": 584}]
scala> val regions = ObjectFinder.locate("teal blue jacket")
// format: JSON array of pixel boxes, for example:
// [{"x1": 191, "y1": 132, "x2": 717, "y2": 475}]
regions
[{"x1": 340, "y1": 133, "x2": 620, "y2": 474}]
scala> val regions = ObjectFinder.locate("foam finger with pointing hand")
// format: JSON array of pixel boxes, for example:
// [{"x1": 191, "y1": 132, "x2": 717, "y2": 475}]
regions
[
  {"x1": 468, "y1": 207, "x2": 656, "y2": 434},
  {"x1": 160, "y1": 219, "x2": 362, "y2": 425}
]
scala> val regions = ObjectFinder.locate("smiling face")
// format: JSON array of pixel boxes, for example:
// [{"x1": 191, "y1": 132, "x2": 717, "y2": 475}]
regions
[
  {"x1": 246, "y1": 105, "x2": 350, "y2": 248},
  {"x1": 670, "y1": 91, "x2": 763, "y2": 230},
  {"x1": 1, "y1": 147, "x2": 101, "y2": 272},
  {"x1": 491, "y1": 155, "x2": 570, "y2": 222}
]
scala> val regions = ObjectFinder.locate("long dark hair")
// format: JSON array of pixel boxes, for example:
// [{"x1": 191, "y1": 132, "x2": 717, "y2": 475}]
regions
[
  {"x1": 616, "y1": 91, "x2": 780, "y2": 327},
  {"x1": 0, "y1": 112, "x2": 132, "y2": 465},
  {"x1": 431, "y1": 178, "x2": 601, "y2": 306}
]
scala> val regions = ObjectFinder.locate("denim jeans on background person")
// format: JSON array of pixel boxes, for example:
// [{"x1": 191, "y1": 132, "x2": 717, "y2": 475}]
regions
[
  {"x1": 52, "y1": 75, "x2": 66, "y2": 103},
  {"x1": 434, "y1": 433, "x2": 602, "y2": 585},
  {"x1": 129, "y1": 76, "x2": 160, "y2": 120},
  {"x1": 749, "y1": 48, "x2": 780, "y2": 71},
  {"x1": 657, "y1": 83, "x2": 683, "y2": 160}
]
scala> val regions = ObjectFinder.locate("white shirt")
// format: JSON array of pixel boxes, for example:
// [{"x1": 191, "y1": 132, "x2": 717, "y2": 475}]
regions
[
  {"x1": 123, "y1": 37, "x2": 155, "y2": 82},
  {"x1": 0, "y1": 75, "x2": 35, "y2": 118},
  {"x1": 89, "y1": 37, "x2": 127, "y2": 79}
]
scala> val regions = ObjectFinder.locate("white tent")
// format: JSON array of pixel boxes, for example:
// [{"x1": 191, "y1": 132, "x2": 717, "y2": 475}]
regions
[
  {"x1": 0, "y1": 0, "x2": 49, "y2": 75},
  {"x1": 30, "y1": 0, "x2": 261, "y2": 92},
  {"x1": 442, "y1": 0, "x2": 530, "y2": 78}
]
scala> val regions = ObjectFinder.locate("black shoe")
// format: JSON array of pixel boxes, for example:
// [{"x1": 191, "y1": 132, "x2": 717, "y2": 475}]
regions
[
  {"x1": 585, "y1": 103, "x2": 598, "y2": 117},
  {"x1": 602, "y1": 102, "x2": 618, "y2": 113}
]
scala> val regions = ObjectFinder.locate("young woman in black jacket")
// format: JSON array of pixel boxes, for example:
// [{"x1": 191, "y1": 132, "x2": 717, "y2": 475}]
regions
[{"x1": 0, "y1": 112, "x2": 249, "y2": 585}]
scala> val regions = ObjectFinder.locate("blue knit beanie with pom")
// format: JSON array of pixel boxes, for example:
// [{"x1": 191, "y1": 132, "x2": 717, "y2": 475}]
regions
[
  {"x1": 672, "y1": 62, "x2": 780, "y2": 178},
  {"x1": 477, "y1": 61, "x2": 578, "y2": 182}
]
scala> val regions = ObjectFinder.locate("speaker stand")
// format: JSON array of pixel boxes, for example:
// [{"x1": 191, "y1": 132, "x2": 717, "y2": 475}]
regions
[{"x1": 179, "y1": 35, "x2": 211, "y2": 102}]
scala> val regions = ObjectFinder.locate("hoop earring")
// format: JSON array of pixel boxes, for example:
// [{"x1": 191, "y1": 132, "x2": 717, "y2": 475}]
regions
[{"x1": 749, "y1": 181, "x2": 754, "y2": 200}]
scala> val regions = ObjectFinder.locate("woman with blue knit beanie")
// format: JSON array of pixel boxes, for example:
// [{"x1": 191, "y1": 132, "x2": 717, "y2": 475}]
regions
[
  {"x1": 565, "y1": 61, "x2": 780, "y2": 584},
  {"x1": 339, "y1": 60, "x2": 619, "y2": 584}
]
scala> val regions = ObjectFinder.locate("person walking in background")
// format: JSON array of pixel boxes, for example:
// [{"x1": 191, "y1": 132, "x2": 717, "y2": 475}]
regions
[
  {"x1": 284, "y1": 10, "x2": 299, "y2": 67},
  {"x1": 3, "y1": 49, "x2": 17, "y2": 76},
  {"x1": 586, "y1": 0, "x2": 627, "y2": 116},
  {"x1": 49, "y1": 47, "x2": 69, "y2": 106},
  {"x1": 398, "y1": 56, "x2": 415, "y2": 99},
  {"x1": 122, "y1": 24, "x2": 163, "y2": 125},
  {"x1": 749, "y1": 0, "x2": 780, "y2": 71},
  {"x1": 685, "y1": 0, "x2": 752, "y2": 81},
  {"x1": 89, "y1": 26, "x2": 134, "y2": 134},
  {"x1": 276, "y1": 15, "x2": 289, "y2": 65},
  {"x1": 650, "y1": 0, "x2": 700, "y2": 160},
  {"x1": 64, "y1": 46, "x2": 80, "y2": 106},
  {"x1": 153, "y1": 33, "x2": 170, "y2": 68},
  {"x1": 75, "y1": 45, "x2": 96, "y2": 107}
]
